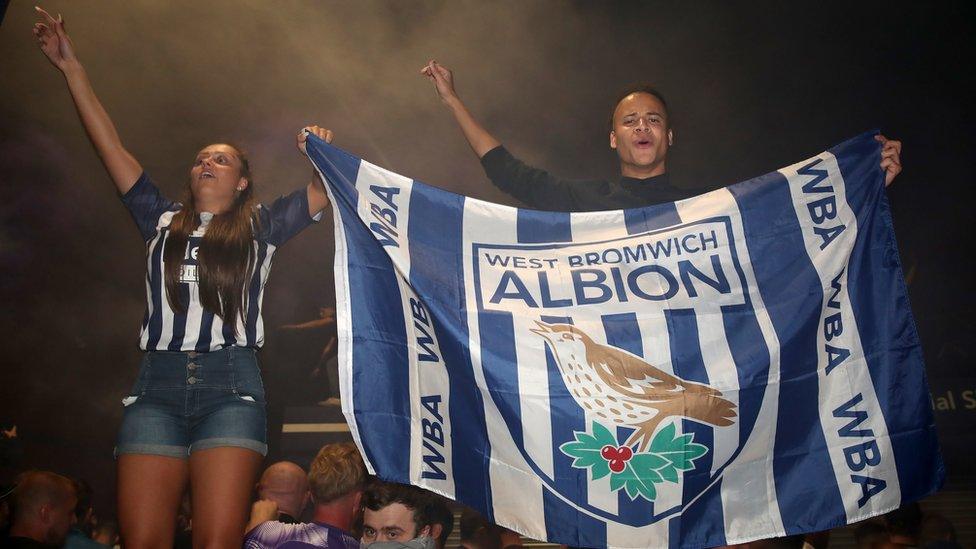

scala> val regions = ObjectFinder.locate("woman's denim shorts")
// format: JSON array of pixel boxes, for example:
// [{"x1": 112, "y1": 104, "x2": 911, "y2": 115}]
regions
[{"x1": 115, "y1": 346, "x2": 267, "y2": 458}]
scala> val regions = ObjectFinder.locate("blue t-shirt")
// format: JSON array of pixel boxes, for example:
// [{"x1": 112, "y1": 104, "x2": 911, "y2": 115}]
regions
[
  {"x1": 121, "y1": 172, "x2": 319, "y2": 351},
  {"x1": 243, "y1": 520, "x2": 362, "y2": 549}
]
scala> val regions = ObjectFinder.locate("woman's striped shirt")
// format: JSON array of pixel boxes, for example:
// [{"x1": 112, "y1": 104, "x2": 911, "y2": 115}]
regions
[{"x1": 121, "y1": 172, "x2": 319, "y2": 352}]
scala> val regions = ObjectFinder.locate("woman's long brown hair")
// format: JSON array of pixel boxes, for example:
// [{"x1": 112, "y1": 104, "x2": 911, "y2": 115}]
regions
[{"x1": 163, "y1": 144, "x2": 259, "y2": 327}]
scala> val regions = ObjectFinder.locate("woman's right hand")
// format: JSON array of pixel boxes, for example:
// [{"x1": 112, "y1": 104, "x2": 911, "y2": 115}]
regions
[
  {"x1": 33, "y1": 6, "x2": 79, "y2": 72},
  {"x1": 31, "y1": 6, "x2": 143, "y2": 195}
]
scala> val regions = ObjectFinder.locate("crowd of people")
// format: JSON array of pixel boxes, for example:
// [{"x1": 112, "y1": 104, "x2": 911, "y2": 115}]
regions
[
  {"x1": 0, "y1": 440, "x2": 515, "y2": 549},
  {"x1": 0, "y1": 441, "x2": 964, "y2": 549}
]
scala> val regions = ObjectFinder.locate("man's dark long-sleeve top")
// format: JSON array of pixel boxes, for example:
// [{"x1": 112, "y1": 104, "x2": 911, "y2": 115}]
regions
[{"x1": 480, "y1": 146, "x2": 698, "y2": 211}]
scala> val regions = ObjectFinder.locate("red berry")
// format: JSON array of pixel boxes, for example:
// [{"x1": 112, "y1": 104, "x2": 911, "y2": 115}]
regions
[
  {"x1": 609, "y1": 459, "x2": 626, "y2": 473},
  {"x1": 601, "y1": 445, "x2": 617, "y2": 460},
  {"x1": 618, "y1": 446, "x2": 633, "y2": 461}
]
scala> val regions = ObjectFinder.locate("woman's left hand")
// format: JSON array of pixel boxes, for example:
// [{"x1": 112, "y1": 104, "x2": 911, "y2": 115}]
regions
[{"x1": 297, "y1": 125, "x2": 334, "y2": 156}]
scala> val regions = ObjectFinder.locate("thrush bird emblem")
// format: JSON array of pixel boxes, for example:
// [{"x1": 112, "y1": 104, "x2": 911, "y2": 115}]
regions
[{"x1": 531, "y1": 320, "x2": 737, "y2": 452}]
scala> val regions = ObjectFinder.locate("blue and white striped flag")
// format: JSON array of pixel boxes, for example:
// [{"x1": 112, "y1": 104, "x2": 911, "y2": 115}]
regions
[{"x1": 306, "y1": 131, "x2": 943, "y2": 549}]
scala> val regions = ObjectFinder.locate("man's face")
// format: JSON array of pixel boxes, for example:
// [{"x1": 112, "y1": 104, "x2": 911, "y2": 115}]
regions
[
  {"x1": 609, "y1": 92, "x2": 671, "y2": 178},
  {"x1": 362, "y1": 502, "x2": 430, "y2": 545}
]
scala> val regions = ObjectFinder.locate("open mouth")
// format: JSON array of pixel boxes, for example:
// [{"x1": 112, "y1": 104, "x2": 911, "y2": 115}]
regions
[
  {"x1": 635, "y1": 139, "x2": 653, "y2": 147},
  {"x1": 200, "y1": 170, "x2": 215, "y2": 179}
]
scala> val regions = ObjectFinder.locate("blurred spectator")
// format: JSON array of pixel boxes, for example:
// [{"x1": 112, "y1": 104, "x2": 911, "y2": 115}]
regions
[
  {"x1": 361, "y1": 480, "x2": 439, "y2": 548},
  {"x1": 1, "y1": 424, "x2": 24, "y2": 478},
  {"x1": 1, "y1": 482, "x2": 16, "y2": 536},
  {"x1": 885, "y1": 503, "x2": 923, "y2": 547},
  {"x1": 63, "y1": 479, "x2": 102, "y2": 548},
  {"x1": 801, "y1": 530, "x2": 830, "y2": 549},
  {"x1": 255, "y1": 461, "x2": 310, "y2": 524},
  {"x1": 425, "y1": 495, "x2": 453, "y2": 549},
  {"x1": 4, "y1": 470, "x2": 77, "y2": 547},
  {"x1": 498, "y1": 527, "x2": 522, "y2": 549},
  {"x1": 91, "y1": 519, "x2": 119, "y2": 547},
  {"x1": 280, "y1": 307, "x2": 337, "y2": 332},
  {"x1": 854, "y1": 519, "x2": 889, "y2": 549},
  {"x1": 173, "y1": 490, "x2": 193, "y2": 549},
  {"x1": 317, "y1": 355, "x2": 341, "y2": 406},
  {"x1": 918, "y1": 513, "x2": 961, "y2": 549},
  {"x1": 244, "y1": 442, "x2": 365, "y2": 548},
  {"x1": 280, "y1": 306, "x2": 340, "y2": 406},
  {"x1": 458, "y1": 507, "x2": 501, "y2": 549}
]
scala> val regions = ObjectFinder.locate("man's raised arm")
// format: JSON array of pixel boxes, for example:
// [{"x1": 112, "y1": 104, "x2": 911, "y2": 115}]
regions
[
  {"x1": 421, "y1": 60, "x2": 500, "y2": 158},
  {"x1": 421, "y1": 60, "x2": 585, "y2": 210}
]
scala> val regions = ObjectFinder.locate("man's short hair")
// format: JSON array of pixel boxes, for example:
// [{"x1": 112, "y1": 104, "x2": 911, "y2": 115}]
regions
[
  {"x1": 919, "y1": 513, "x2": 957, "y2": 544},
  {"x1": 607, "y1": 84, "x2": 670, "y2": 132},
  {"x1": 853, "y1": 520, "x2": 888, "y2": 548},
  {"x1": 885, "y1": 502, "x2": 923, "y2": 539},
  {"x1": 11, "y1": 470, "x2": 75, "y2": 522},
  {"x1": 458, "y1": 507, "x2": 502, "y2": 548},
  {"x1": 308, "y1": 442, "x2": 367, "y2": 504},
  {"x1": 458, "y1": 507, "x2": 488, "y2": 540},
  {"x1": 426, "y1": 495, "x2": 453, "y2": 547},
  {"x1": 363, "y1": 481, "x2": 436, "y2": 535}
]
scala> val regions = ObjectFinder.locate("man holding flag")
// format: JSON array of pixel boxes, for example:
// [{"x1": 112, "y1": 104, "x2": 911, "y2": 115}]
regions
[
  {"x1": 419, "y1": 60, "x2": 903, "y2": 208},
  {"x1": 300, "y1": 62, "x2": 938, "y2": 549}
]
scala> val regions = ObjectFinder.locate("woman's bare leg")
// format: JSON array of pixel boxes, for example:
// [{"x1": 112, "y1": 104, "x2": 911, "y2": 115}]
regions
[
  {"x1": 189, "y1": 446, "x2": 264, "y2": 548},
  {"x1": 117, "y1": 454, "x2": 189, "y2": 549}
]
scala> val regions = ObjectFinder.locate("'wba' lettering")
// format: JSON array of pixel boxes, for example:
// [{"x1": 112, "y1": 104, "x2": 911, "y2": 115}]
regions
[
  {"x1": 369, "y1": 184, "x2": 400, "y2": 247},
  {"x1": 798, "y1": 159, "x2": 846, "y2": 250},
  {"x1": 824, "y1": 270, "x2": 852, "y2": 375},
  {"x1": 410, "y1": 298, "x2": 439, "y2": 362},
  {"x1": 833, "y1": 394, "x2": 887, "y2": 507},
  {"x1": 421, "y1": 395, "x2": 447, "y2": 480}
]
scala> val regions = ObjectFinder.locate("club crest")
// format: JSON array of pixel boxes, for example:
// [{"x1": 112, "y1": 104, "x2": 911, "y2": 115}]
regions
[
  {"x1": 532, "y1": 321, "x2": 735, "y2": 502},
  {"x1": 472, "y1": 216, "x2": 766, "y2": 527}
]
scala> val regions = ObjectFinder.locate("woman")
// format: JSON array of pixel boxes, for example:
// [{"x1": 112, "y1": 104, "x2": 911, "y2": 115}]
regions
[{"x1": 33, "y1": 8, "x2": 332, "y2": 547}]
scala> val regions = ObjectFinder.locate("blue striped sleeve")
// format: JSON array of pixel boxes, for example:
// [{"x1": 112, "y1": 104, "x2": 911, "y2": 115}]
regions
[
  {"x1": 120, "y1": 172, "x2": 179, "y2": 241},
  {"x1": 255, "y1": 187, "x2": 320, "y2": 246}
]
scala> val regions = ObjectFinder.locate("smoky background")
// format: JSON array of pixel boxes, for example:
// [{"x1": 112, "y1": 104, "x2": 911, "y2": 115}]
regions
[{"x1": 1, "y1": 0, "x2": 973, "y2": 517}]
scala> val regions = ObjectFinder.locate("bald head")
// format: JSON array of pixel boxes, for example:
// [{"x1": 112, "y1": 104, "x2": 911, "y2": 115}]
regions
[
  {"x1": 257, "y1": 461, "x2": 309, "y2": 518},
  {"x1": 10, "y1": 471, "x2": 77, "y2": 544}
]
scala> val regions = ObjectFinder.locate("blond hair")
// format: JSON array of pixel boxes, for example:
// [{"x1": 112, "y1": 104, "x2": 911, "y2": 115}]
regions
[{"x1": 308, "y1": 442, "x2": 367, "y2": 504}]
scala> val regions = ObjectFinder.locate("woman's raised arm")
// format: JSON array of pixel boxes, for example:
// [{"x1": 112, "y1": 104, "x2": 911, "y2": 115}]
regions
[{"x1": 33, "y1": 7, "x2": 142, "y2": 194}]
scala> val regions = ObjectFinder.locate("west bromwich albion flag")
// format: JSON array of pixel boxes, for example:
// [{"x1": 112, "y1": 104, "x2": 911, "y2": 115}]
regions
[{"x1": 305, "y1": 131, "x2": 943, "y2": 549}]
